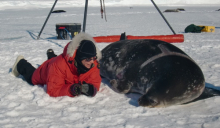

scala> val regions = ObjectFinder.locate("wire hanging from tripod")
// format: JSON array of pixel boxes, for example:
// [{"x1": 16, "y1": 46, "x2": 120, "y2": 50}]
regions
[{"x1": 100, "y1": 0, "x2": 107, "y2": 21}]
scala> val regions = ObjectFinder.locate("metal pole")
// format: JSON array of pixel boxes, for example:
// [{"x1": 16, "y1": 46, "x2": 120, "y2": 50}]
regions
[
  {"x1": 151, "y1": 0, "x2": 176, "y2": 35},
  {"x1": 82, "y1": 0, "x2": 89, "y2": 32},
  {"x1": 37, "y1": 0, "x2": 58, "y2": 39}
]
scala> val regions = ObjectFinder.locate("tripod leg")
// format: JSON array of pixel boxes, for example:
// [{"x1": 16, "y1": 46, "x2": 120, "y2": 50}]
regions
[
  {"x1": 151, "y1": 0, "x2": 176, "y2": 35},
  {"x1": 103, "y1": 0, "x2": 107, "y2": 22},
  {"x1": 82, "y1": 0, "x2": 89, "y2": 32},
  {"x1": 37, "y1": 0, "x2": 58, "y2": 39}
]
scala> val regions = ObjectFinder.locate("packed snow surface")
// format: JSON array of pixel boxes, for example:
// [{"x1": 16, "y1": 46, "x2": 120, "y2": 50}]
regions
[{"x1": 0, "y1": 0, "x2": 220, "y2": 128}]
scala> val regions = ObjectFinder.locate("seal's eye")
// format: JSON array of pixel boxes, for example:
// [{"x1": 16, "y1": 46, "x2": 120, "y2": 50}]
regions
[{"x1": 148, "y1": 98, "x2": 158, "y2": 107}]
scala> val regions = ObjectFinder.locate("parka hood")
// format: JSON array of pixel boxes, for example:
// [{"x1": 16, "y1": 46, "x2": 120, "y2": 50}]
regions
[{"x1": 65, "y1": 32, "x2": 102, "y2": 61}]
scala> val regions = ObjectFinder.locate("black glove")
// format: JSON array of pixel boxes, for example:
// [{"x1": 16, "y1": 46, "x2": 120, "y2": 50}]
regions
[
  {"x1": 69, "y1": 84, "x2": 82, "y2": 96},
  {"x1": 81, "y1": 83, "x2": 97, "y2": 97}
]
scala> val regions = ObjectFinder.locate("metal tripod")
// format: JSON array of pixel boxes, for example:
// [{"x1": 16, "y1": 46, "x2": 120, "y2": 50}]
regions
[{"x1": 37, "y1": 0, "x2": 176, "y2": 39}]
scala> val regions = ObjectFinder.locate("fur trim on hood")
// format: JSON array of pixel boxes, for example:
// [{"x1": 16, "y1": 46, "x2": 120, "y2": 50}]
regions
[{"x1": 67, "y1": 32, "x2": 102, "y2": 61}]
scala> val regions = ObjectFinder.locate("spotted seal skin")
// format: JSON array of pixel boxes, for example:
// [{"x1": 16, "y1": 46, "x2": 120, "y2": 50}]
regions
[{"x1": 100, "y1": 39, "x2": 205, "y2": 107}]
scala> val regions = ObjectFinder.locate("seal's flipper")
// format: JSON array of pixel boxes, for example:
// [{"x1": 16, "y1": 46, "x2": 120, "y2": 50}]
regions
[
  {"x1": 196, "y1": 87, "x2": 220, "y2": 99},
  {"x1": 184, "y1": 87, "x2": 220, "y2": 104}
]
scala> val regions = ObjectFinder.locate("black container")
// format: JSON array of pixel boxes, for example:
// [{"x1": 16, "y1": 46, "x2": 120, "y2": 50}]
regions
[{"x1": 56, "y1": 23, "x2": 81, "y2": 40}]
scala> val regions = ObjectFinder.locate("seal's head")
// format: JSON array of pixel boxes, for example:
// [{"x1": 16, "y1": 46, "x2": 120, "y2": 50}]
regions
[{"x1": 110, "y1": 79, "x2": 132, "y2": 94}]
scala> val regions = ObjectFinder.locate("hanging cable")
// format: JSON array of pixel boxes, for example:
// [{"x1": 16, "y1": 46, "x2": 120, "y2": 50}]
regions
[
  {"x1": 100, "y1": 0, "x2": 107, "y2": 21},
  {"x1": 65, "y1": 28, "x2": 72, "y2": 39}
]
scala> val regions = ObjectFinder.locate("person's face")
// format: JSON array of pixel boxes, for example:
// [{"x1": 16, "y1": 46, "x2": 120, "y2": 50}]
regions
[{"x1": 81, "y1": 57, "x2": 97, "y2": 69}]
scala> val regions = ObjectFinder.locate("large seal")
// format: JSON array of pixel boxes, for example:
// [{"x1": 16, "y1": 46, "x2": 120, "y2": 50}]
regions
[{"x1": 100, "y1": 39, "x2": 206, "y2": 107}]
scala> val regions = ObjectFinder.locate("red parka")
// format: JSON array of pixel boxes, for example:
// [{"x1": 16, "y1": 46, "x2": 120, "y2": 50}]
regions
[{"x1": 31, "y1": 33, "x2": 102, "y2": 97}]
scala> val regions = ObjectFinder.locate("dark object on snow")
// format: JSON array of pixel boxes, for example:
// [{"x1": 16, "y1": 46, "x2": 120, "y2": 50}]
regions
[
  {"x1": 164, "y1": 9, "x2": 180, "y2": 12},
  {"x1": 56, "y1": 23, "x2": 81, "y2": 40},
  {"x1": 52, "y1": 10, "x2": 66, "y2": 13},
  {"x1": 216, "y1": 9, "x2": 220, "y2": 11},
  {"x1": 164, "y1": 8, "x2": 185, "y2": 12},
  {"x1": 177, "y1": 8, "x2": 185, "y2": 11},
  {"x1": 185, "y1": 24, "x2": 204, "y2": 33},
  {"x1": 100, "y1": 39, "x2": 207, "y2": 107}
]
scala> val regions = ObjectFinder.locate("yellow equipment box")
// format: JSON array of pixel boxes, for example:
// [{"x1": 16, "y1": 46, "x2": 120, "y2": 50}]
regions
[{"x1": 198, "y1": 25, "x2": 215, "y2": 32}]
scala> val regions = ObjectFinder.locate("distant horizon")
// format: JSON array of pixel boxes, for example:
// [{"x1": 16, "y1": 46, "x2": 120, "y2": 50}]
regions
[
  {"x1": 1, "y1": 0, "x2": 220, "y2": 8},
  {"x1": 0, "y1": 0, "x2": 219, "y2": 11}
]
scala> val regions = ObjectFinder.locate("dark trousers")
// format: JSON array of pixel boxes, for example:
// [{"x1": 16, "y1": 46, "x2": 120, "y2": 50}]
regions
[
  {"x1": 17, "y1": 59, "x2": 36, "y2": 85},
  {"x1": 17, "y1": 53, "x2": 57, "y2": 85}
]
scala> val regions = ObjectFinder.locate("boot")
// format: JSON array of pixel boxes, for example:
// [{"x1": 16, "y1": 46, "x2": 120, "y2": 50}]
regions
[
  {"x1": 47, "y1": 49, "x2": 57, "y2": 60},
  {"x1": 11, "y1": 55, "x2": 24, "y2": 77}
]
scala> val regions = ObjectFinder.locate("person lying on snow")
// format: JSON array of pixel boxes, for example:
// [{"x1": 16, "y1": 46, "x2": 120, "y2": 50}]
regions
[{"x1": 11, "y1": 33, "x2": 102, "y2": 97}]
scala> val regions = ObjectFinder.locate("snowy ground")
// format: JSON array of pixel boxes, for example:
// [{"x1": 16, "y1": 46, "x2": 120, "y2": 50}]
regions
[{"x1": 1, "y1": 2, "x2": 220, "y2": 128}]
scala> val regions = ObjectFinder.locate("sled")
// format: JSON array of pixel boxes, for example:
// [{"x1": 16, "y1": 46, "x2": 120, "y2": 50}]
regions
[{"x1": 93, "y1": 34, "x2": 184, "y2": 43}]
